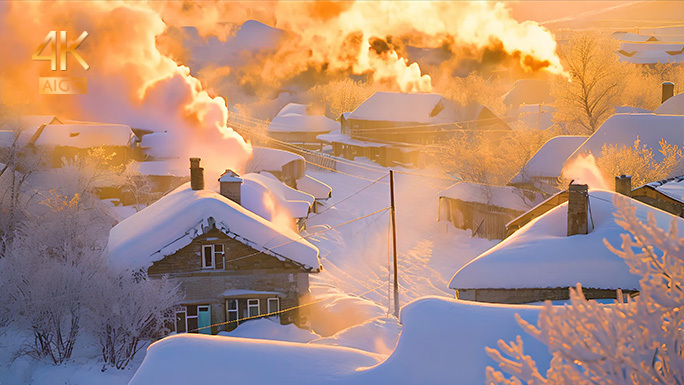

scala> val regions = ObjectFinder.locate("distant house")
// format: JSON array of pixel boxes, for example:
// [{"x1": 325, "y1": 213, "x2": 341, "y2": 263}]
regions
[
  {"x1": 438, "y1": 182, "x2": 542, "y2": 240},
  {"x1": 122, "y1": 160, "x2": 190, "y2": 204},
  {"x1": 246, "y1": 146, "x2": 306, "y2": 188},
  {"x1": 449, "y1": 187, "x2": 677, "y2": 304},
  {"x1": 31, "y1": 123, "x2": 140, "y2": 168},
  {"x1": 616, "y1": 40, "x2": 684, "y2": 64},
  {"x1": 105, "y1": 158, "x2": 321, "y2": 334},
  {"x1": 267, "y1": 103, "x2": 339, "y2": 147},
  {"x1": 508, "y1": 136, "x2": 587, "y2": 194},
  {"x1": 502, "y1": 79, "x2": 553, "y2": 110},
  {"x1": 346, "y1": 92, "x2": 460, "y2": 144}
]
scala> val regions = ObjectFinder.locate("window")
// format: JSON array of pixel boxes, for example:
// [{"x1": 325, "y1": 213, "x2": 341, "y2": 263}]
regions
[
  {"x1": 175, "y1": 307, "x2": 187, "y2": 333},
  {"x1": 267, "y1": 298, "x2": 280, "y2": 316},
  {"x1": 247, "y1": 299, "x2": 260, "y2": 318},
  {"x1": 201, "y1": 244, "x2": 224, "y2": 269},
  {"x1": 226, "y1": 299, "x2": 238, "y2": 325}
]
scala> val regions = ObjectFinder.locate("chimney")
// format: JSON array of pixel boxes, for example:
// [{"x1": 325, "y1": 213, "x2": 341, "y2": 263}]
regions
[
  {"x1": 190, "y1": 157, "x2": 204, "y2": 191},
  {"x1": 567, "y1": 183, "x2": 589, "y2": 236},
  {"x1": 219, "y1": 169, "x2": 242, "y2": 205},
  {"x1": 662, "y1": 82, "x2": 675, "y2": 104},
  {"x1": 615, "y1": 175, "x2": 632, "y2": 197}
]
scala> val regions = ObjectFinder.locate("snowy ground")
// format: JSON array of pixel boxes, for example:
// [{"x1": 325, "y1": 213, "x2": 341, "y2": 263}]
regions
[{"x1": 0, "y1": 161, "x2": 498, "y2": 384}]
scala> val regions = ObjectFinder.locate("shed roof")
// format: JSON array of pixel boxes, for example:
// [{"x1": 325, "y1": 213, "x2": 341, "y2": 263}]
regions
[
  {"x1": 267, "y1": 103, "x2": 339, "y2": 133},
  {"x1": 105, "y1": 183, "x2": 320, "y2": 272},
  {"x1": 449, "y1": 190, "x2": 682, "y2": 290},
  {"x1": 641, "y1": 175, "x2": 684, "y2": 204}
]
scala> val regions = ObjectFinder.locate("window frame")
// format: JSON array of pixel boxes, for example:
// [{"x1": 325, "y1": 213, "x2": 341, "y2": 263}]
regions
[
  {"x1": 267, "y1": 297, "x2": 280, "y2": 316},
  {"x1": 201, "y1": 244, "x2": 224, "y2": 269},
  {"x1": 226, "y1": 299, "x2": 239, "y2": 326},
  {"x1": 247, "y1": 299, "x2": 260, "y2": 318}
]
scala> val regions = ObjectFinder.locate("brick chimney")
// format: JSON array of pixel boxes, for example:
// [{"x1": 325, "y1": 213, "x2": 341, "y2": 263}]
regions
[
  {"x1": 662, "y1": 82, "x2": 675, "y2": 104},
  {"x1": 615, "y1": 175, "x2": 632, "y2": 197},
  {"x1": 567, "y1": 183, "x2": 589, "y2": 236},
  {"x1": 189, "y1": 157, "x2": 204, "y2": 191},
  {"x1": 219, "y1": 169, "x2": 242, "y2": 205}
]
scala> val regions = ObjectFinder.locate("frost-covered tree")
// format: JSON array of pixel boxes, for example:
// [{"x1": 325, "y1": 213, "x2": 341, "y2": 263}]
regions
[
  {"x1": 0, "y1": 191, "x2": 112, "y2": 364},
  {"x1": 486, "y1": 196, "x2": 684, "y2": 384},
  {"x1": 89, "y1": 272, "x2": 181, "y2": 370}
]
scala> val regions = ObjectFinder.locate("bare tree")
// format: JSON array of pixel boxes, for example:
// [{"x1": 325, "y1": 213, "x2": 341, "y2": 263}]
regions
[{"x1": 552, "y1": 31, "x2": 624, "y2": 133}]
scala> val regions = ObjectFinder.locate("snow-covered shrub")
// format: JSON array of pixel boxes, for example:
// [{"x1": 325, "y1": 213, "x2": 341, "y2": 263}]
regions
[
  {"x1": 90, "y1": 272, "x2": 181, "y2": 370},
  {"x1": 486, "y1": 196, "x2": 684, "y2": 384},
  {"x1": 0, "y1": 191, "x2": 112, "y2": 364}
]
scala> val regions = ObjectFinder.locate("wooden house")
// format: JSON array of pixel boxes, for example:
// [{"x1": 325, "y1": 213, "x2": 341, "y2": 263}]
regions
[
  {"x1": 31, "y1": 123, "x2": 140, "y2": 168},
  {"x1": 438, "y1": 182, "x2": 542, "y2": 240},
  {"x1": 624, "y1": 175, "x2": 684, "y2": 218},
  {"x1": 449, "y1": 187, "x2": 660, "y2": 304},
  {"x1": 105, "y1": 158, "x2": 321, "y2": 334},
  {"x1": 120, "y1": 160, "x2": 191, "y2": 205}
]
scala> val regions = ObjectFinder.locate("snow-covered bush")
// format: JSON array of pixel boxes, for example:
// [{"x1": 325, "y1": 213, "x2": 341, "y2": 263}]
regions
[
  {"x1": 90, "y1": 272, "x2": 181, "y2": 370},
  {"x1": 486, "y1": 196, "x2": 684, "y2": 384},
  {"x1": 0, "y1": 191, "x2": 112, "y2": 364}
]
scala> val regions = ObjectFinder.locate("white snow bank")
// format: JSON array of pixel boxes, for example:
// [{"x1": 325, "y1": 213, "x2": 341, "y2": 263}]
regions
[
  {"x1": 242, "y1": 173, "x2": 312, "y2": 219},
  {"x1": 34, "y1": 124, "x2": 136, "y2": 148},
  {"x1": 440, "y1": 182, "x2": 542, "y2": 212},
  {"x1": 296, "y1": 175, "x2": 332, "y2": 200},
  {"x1": 129, "y1": 334, "x2": 381, "y2": 385},
  {"x1": 130, "y1": 298, "x2": 550, "y2": 385},
  {"x1": 310, "y1": 316, "x2": 401, "y2": 354},
  {"x1": 450, "y1": 190, "x2": 684, "y2": 290},
  {"x1": 656, "y1": 92, "x2": 684, "y2": 115},
  {"x1": 348, "y1": 92, "x2": 457, "y2": 124},
  {"x1": 218, "y1": 318, "x2": 320, "y2": 343},
  {"x1": 268, "y1": 103, "x2": 339, "y2": 133},
  {"x1": 567, "y1": 113, "x2": 684, "y2": 163},
  {"x1": 510, "y1": 136, "x2": 588, "y2": 184},
  {"x1": 105, "y1": 183, "x2": 320, "y2": 271}
]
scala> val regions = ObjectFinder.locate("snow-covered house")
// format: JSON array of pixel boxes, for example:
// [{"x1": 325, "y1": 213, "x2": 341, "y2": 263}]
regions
[
  {"x1": 508, "y1": 136, "x2": 588, "y2": 193},
  {"x1": 449, "y1": 187, "x2": 682, "y2": 304},
  {"x1": 565, "y1": 113, "x2": 684, "y2": 165},
  {"x1": 31, "y1": 123, "x2": 139, "y2": 168},
  {"x1": 616, "y1": 40, "x2": 684, "y2": 64},
  {"x1": 438, "y1": 182, "x2": 542, "y2": 240},
  {"x1": 630, "y1": 175, "x2": 684, "y2": 218},
  {"x1": 105, "y1": 158, "x2": 321, "y2": 334},
  {"x1": 246, "y1": 146, "x2": 306, "y2": 188},
  {"x1": 346, "y1": 92, "x2": 459, "y2": 144},
  {"x1": 241, "y1": 172, "x2": 315, "y2": 230},
  {"x1": 267, "y1": 103, "x2": 340, "y2": 145}
]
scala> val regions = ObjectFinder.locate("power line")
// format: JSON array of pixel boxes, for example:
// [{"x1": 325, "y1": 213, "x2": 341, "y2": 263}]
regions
[{"x1": 314, "y1": 173, "x2": 389, "y2": 217}]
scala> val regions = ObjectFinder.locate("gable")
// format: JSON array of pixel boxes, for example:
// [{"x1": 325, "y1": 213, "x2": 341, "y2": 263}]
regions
[{"x1": 148, "y1": 229, "x2": 307, "y2": 275}]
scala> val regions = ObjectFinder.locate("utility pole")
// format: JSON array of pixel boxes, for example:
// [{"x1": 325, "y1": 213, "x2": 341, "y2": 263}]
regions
[{"x1": 389, "y1": 170, "x2": 399, "y2": 318}]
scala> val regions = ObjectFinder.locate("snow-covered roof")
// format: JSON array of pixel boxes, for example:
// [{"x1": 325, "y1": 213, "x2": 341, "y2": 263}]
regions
[
  {"x1": 516, "y1": 104, "x2": 556, "y2": 130},
  {"x1": 127, "y1": 161, "x2": 189, "y2": 177},
  {"x1": 612, "y1": 31, "x2": 658, "y2": 42},
  {"x1": 642, "y1": 175, "x2": 684, "y2": 203},
  {"x1": 503, "y1": 79, "x2": 553, "y2": 108},
  {"x1": 105, "y1": 184, "x2": 320, "y2": 271},
  {"x1": 510, "y1": 136, "x2": 588, "y2": 185},
  {"x1": 245, "y1": 146, "x2": 305, "y2": 175},
  {"x1": 34, "y1": 124, "x2": 136, "y2": 148},
  {"x1": 439, "y1": 182, "x2": 542, "y2": 213},
  {"x1": 567, "y1": 113, "x2": 684, "y2": 163},
  {"x1": 296, "y1": 175, "x2": 332, "y2": 200},
  {"x1": 218, "y1": 169, "x2": 242, "y2": 182},
  {"x1": 242, "y1": 173, "x2": 313, "y2": 219},
  {"x1": 267, "y1": 103, "x2": 339, "y2": 133},
  {"x1": 618, "y1": 41, "x2": 684, "y2": 64},
  {"x1": 449, "y1": 190, "x2": 683, "y2": 290},
  {"x1": 655, "y1": 93, "x2": 684, "y2": 115},
  {"x1": 348, "y1": 92, "x2": 458, "y2": 124},
  {"x1": 0, "y1": 115, "x2": 62, "y2": 146}
]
